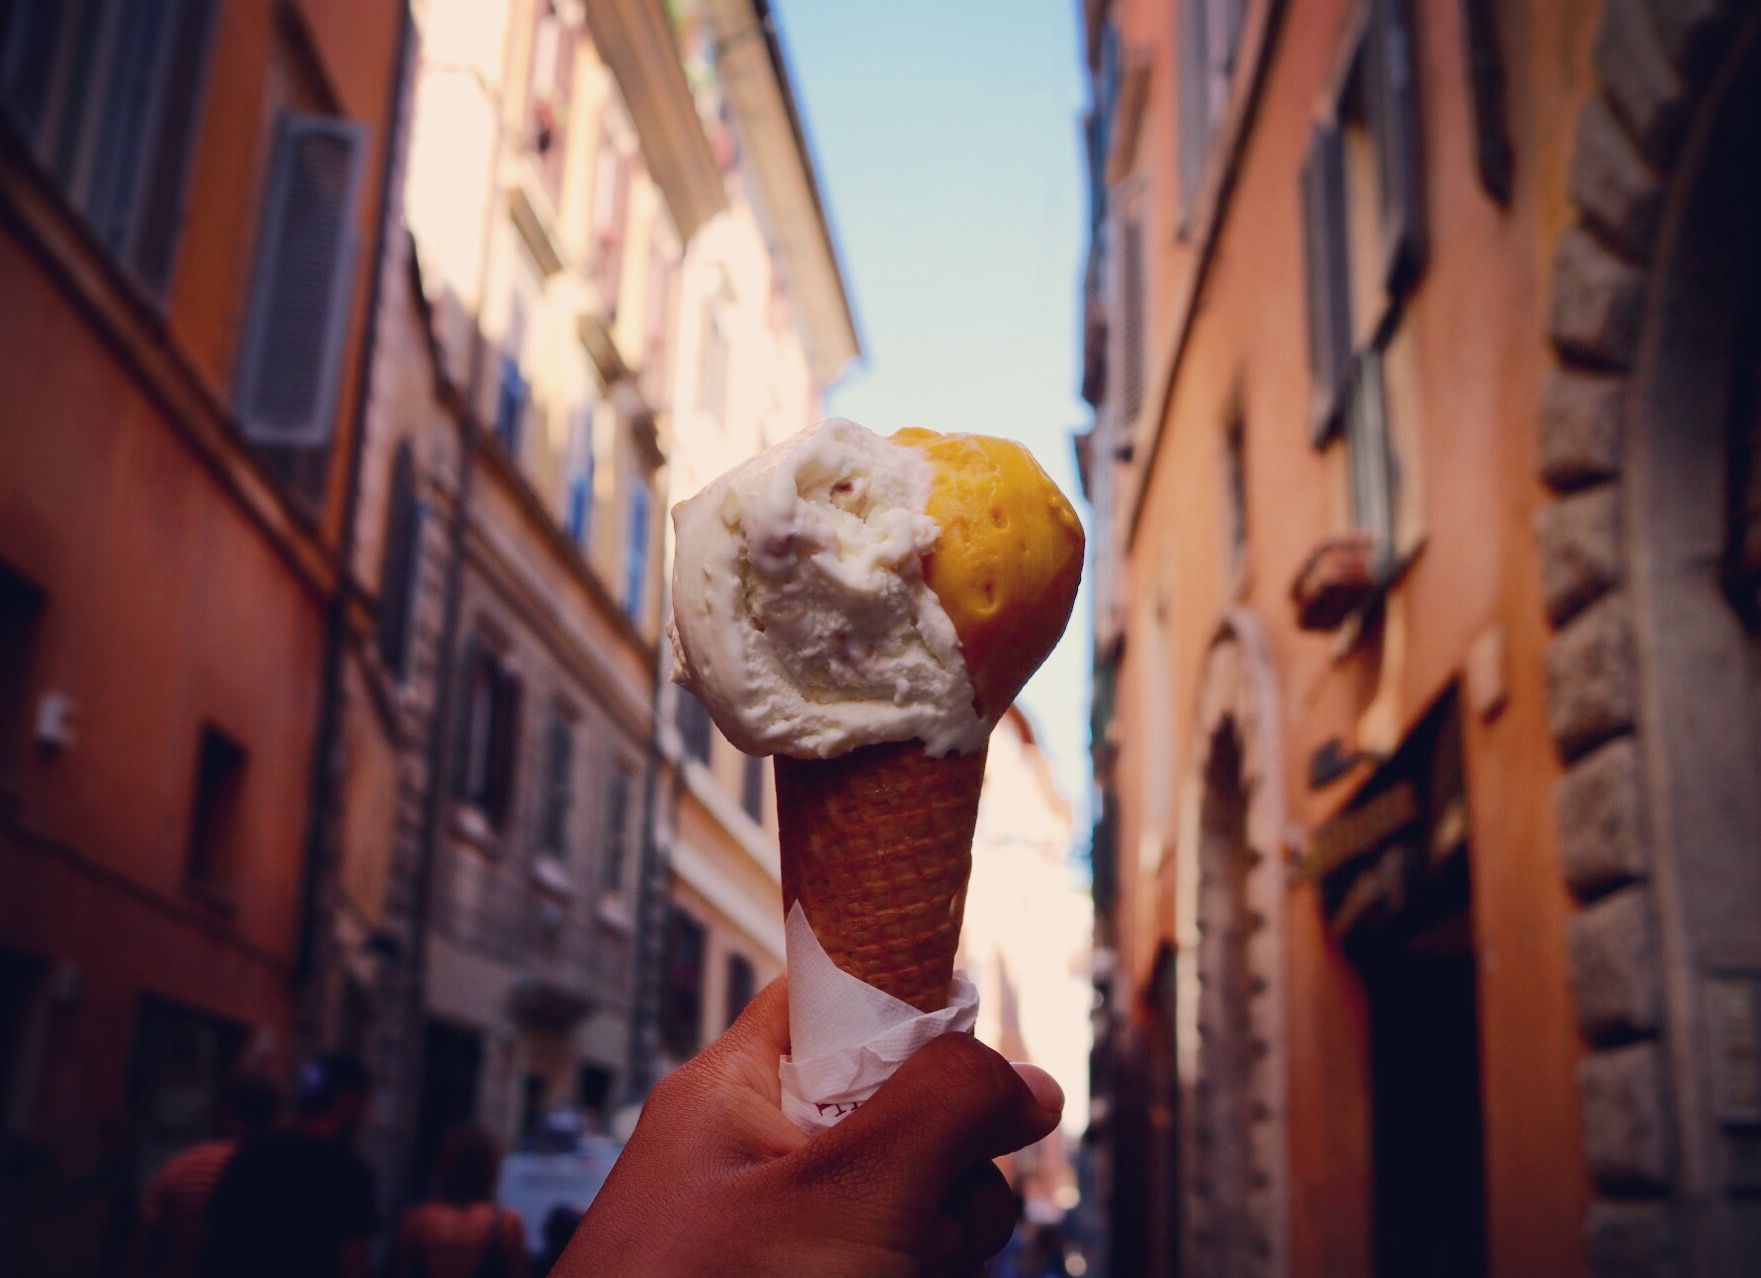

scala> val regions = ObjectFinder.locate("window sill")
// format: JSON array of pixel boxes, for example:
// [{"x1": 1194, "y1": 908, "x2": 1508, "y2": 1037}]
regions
[
  {"x1": 451, "y1": 803, "x2": 503, "y2": 856},
  {"x1": 1330, "y1": 537, "x2": 1426, "y2": 662},
  {"x1": 596, "y1": 897, "x2": 634, "y2": 934},
  {"x1": 1291, "y1": 532, "x2": 1379, "y2": 631},
  {"x1": 530, "y1": 856, "x2": 575, "y2": 899}
]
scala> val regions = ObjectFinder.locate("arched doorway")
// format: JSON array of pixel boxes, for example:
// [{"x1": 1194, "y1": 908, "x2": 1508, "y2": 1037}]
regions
[
  {"x1": 1189, "y1": 722, "x2": 1263, "y2": 1274},
  {"x1": 1175, "y1": 609, "x2": 1287, "y2": 1278},
  {"x1": 1540, "y1": 7, "x2": 1761, "y2": 1270}
]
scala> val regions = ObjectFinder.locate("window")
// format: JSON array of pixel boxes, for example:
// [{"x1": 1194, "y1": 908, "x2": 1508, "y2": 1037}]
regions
[
  {"x1": 0, "y1": 563, "x2": 45, "y2": 786},
  {"x1": 527, "y1": 1, "x2": 575, "y2": 203},
  {"x1": 185, "y1": 726, "x2": 246, "y2": 899},
  {"x1": 724, "y1": 952, "x2": 756, "y2": 1028},
  {"x1": 675, "y1": 689, "x2": 712, "y2": 765},
  {"x1": 0, "y1": 0, "x2": 218, "y2": 295},
  {"x1": 1346, "y1": 347, "x2": 1397, "y2": 561},
  {"x1": 565, "y1": 405, "x2": 595, "y2": 547},
  {"x1": 537, "y1": 709, "x2": 574, "y2": 860},
  {"x1": 1107, "y1": 178, "x2": 1148, "y2": 435},
  {"x1": 495, "y1": 355, "x2": 529, "y2": 456},
  {"x1": 1299, "y1": 1, "x2": 1425, "y2": 563},
  {"x1": 697, "y1": 304, "x2": 728, "y2": 423},
  {"x1": 600, "y1": 765, "x2": 632, "y2": 895},
  {"x1": 577, "y1": 1062, "x2": 613, "y2": 1118},
  {"x1": 495, "y1": 300, "x2": 530, "y2": 457},
  {"x1": 236, "y1": 114, "x2": 367, "y2": 449},
  {"x1": 376, "y1": 443, "x2": 424, "y2": 678},
  {"x1": 1361, "y1": 0, "x2": 1426, "y2": 291},
  {"x1": 643, "y1": 245, "x2": 677, "y2": 409},
  {"x1": 1177, "y1": 0, "x2": 1246, "y2": 213},
  {"x1": 453, "y1": 637, "x2": 522, "y2": 830},
  {"x1": 660, "y1": 906, "x2": 708, "y2": 1059},
  {"x1": 623, "y1": 478, "x2": 651, "y2": 621},
  {"x1": 741, "y1": 754, "x2": 765, "y2": 824},
  {"x1": 588, "y1": 126, "x2": 630, "y2": 308},
  {"x1": 1224, "y1": 414, "x2": 1249, "y2": 579},
  {"x1": 1301, "y1": 123, "x2": 1353, "y2": 443}
]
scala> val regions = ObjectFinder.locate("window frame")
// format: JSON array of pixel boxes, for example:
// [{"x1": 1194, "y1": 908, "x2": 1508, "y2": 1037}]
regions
[
  {"x1": 0, "y1": 0, "x2": 219, "y2": 299},
  {"x1": 453, "y1": 635, "x2": 523, "y2": 833},
  {"x1": 1176, "y1": 0, "x2": 1248, "y2": 222},
  {"x1": 724, "y1": 951, "x2": 756, "y2": 1028},
  {"x1": 565, "y1": 401, "x2": 597, "y2": 548},
  {"x1": 376, "y1": 442, "x2": 425, "y2": 679},
  {"x1": 1299, "y1": 1, "x2": 1427, "y2": 570},
  {"x1": 600, "y1": 763, "x2": 633, "y2": 898},
  {"x1": 622, "y1": 474, "x2": 651, "y2": 622},
  {"x1": 184, "y1": 724, "x2": 247, "y2": 905},
  {"x1": 740, "y1": 753, "x2": 765, "y2": 825},
  {"x1": 536, "y1": 706, "x2": 575, "y2": 863},
  {"x1": 660, "y1": 905, "x2": 708, "y2": 1059}
]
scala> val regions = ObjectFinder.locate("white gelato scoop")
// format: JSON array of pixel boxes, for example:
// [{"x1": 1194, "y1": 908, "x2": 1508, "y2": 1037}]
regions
[{"x1": 668, "y1": 418, "x2": 985, "y2": 758}]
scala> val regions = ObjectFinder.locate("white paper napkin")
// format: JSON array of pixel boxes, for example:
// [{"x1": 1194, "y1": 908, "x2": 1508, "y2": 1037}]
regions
[{"x1": 778, "y1": 901, "x2": 979, "y2": 1133}]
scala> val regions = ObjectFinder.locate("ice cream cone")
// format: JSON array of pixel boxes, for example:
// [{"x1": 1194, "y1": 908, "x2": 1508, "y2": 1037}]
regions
[{"x1": 775, "y1": 739, "x2": 989, "y2": 1012}]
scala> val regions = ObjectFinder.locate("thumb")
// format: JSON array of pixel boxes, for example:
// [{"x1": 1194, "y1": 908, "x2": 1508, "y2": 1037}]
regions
[{"x1": 791, "y1": 1033, "x2": 1062, "y2": 1217}]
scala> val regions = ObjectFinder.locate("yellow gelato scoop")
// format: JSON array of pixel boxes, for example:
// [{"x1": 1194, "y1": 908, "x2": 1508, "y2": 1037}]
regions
[{"x1": 893, "y1": 427, "x2": 1085, "y2": 720}]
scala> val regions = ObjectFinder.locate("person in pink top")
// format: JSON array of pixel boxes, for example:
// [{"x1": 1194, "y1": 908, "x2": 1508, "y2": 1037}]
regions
[{"x1": 395, "y1": 1124, "x2": 530, "y2": 1278}]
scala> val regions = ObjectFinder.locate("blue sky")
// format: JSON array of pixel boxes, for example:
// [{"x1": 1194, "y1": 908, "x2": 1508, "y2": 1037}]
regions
[{"x1": 773, "y1": 0, "x2": 1094, "y2": 837}]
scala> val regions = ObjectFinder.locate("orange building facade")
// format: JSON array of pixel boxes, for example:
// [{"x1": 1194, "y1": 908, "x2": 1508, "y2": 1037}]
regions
[
  {"x1": 0, "y1": 1, "x2": 404, "y2": 1272},
  {"x1": 1078, "y1": 1, "x2": 1761, "y2": 1275}
]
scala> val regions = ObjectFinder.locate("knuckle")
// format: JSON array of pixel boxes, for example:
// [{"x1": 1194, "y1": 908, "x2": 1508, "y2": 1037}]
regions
[{"x1": 922, "y1": 1033, "x2": 1019, "y2": 1104}]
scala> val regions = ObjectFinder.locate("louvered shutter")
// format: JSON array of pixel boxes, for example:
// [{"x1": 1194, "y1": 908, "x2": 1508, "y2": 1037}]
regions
[
  {"x1": 1366, "y1": 0, "x2": 1426, "y2": 291},
  {"x1": 82, "y1": 0, "x2": 170, "y2": 253},
  {"x1": 0, "y1": 0, "x2": 67, "y2": 137},
  {"x1": 1301, "y1": 124, "x2": 1352, "y2": 446},
  {"x1": 1106, "y1": 182, "x2": 1148, "y2": 438},
  {"x1": 1176, "y1": 0, "x2": 1208, "y2": 213},
  {"x1": 1206, "y1": 0, "x2": 1244, "y2": 121},
  {"x1": 129, "y1": 0, "x2": 218, "y2": 293},
  {"x1": 237, "y1": 114, "x2": 368, "y2": 448}
]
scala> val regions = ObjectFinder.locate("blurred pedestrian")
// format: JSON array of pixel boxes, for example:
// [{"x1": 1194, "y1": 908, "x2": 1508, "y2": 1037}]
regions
[
  {"x1": 393, "y1": 1124, "x2": 528, "y2": 1278},
  {"x1": 126, "y1": 1069, "x2": 281, "y2": 1278},
  {"x1": 197, "y1": 1053, "x2": 377, "y2": 1278},
  {"x1": 533, "y1": 1204, "x2": 582, "y2": 1277}
]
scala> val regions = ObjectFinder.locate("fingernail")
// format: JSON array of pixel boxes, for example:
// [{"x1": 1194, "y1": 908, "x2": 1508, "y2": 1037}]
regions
[{"x1": 1010, "y1": 1062, "x2": 1064, "y2": 1114}]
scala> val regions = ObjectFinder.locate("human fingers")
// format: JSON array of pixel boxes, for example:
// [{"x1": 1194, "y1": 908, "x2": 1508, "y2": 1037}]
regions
[
  {"x1": 656, "y1": 977, "x2": 805, "y2": 1160},
  {"x1": 691, "y1": 977, "x2": 792, "y2": 1096},
  {"x1": 789, "y1": 1034, "x2": 1062, "y2": 1218},
  {"x1": 926, "y1": 1160, "x2": 1017, "y2": 1270}
]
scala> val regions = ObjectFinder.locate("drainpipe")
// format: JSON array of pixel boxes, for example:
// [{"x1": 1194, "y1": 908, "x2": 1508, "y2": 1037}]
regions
[
  {"x1": 624, "y1": 586, "x2": 676, "y2": 1104},
  {"x1": 293, "y1": 1, "x2": 417, "y2": 1027}
]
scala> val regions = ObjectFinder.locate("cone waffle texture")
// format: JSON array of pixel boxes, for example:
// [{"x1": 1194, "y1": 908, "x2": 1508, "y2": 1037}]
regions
[{"x1": 776, "y1": 740, "x2": 988, "y2": 1013}]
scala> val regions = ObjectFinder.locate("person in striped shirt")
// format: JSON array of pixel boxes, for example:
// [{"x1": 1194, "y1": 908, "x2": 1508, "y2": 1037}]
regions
[{"x1": 127, "y1": 1070, "x2": 282, "y2": 1278}]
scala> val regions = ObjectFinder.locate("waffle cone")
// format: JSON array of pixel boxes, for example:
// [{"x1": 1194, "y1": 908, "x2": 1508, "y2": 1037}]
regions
[{"x1": 775, "y1": 740, "x2": 988, "y2": 1012}]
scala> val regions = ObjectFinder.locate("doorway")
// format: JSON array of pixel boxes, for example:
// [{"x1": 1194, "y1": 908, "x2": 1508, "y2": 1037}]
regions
[
  {"x1": 1353, "y1": 865, "x2": 1486, "y2": 1278},
  {"x1": 1187, "y1": 724, "x2": 1266, "y2": 1276},
  {"x1": 1320, "y1": 689, "x2": 1486, "y2": 1277},
  {"x1": 412, "y1": 1019, "x2": 482, "y2": 1196}
]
